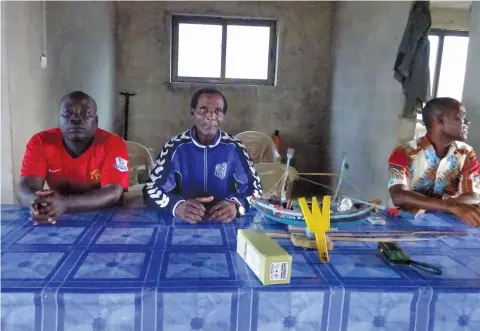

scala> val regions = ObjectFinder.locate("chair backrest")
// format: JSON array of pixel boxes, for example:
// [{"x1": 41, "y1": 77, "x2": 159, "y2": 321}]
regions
[
  {"x1": 254, "y1": 163, "x2": 299, "y2": 200},
  {"x1": 126, "y1": 141, "x2": 155, "y2": 187},
  {"x1": 235, "y1": 131, "x2": 281, "y2": 164}
]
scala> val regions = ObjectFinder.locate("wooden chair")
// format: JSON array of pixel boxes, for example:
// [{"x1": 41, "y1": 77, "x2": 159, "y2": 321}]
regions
[
  {"x1": 235, "y1": 131, "x2": 281, "y2": 164},
  {"x1": 254, "y1": 163, "x2": 299, "y2": 200}
]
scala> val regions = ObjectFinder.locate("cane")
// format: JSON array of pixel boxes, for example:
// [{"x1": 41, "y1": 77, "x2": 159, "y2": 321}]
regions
[{"x1": 120, "y1": 92, "x2": 137, "y2": 140}]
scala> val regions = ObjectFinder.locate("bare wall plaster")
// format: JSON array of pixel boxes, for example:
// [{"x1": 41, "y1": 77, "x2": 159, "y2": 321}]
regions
[{"x1": 116, "y1": 1, "x2": 334, "y2": 177}]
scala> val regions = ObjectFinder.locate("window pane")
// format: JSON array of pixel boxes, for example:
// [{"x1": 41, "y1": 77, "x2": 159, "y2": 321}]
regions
[
  {"x1": 177, "y1": 23, "x2": 222, "y2": 78},
  {"x1": 225, "y1": 25, "x2": 271, "y2": 80},
  {"x1": 428, "y1": 35, "x2": 439, "y2": 95},
  {"x1": 436, "y1": 36, "x2": 469, "y2": 101}
]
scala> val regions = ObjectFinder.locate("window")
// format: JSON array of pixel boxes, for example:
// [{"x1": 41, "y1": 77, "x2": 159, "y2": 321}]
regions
[
  {"x1": 417, "y1": 29, "x2": 469, "y2": 124},
  {"x1": 429, "y1": 29, "x2": 469, "y2": 101},
  {"x1": 171, "y1": 15, "x2": 278, "y2": 85}
]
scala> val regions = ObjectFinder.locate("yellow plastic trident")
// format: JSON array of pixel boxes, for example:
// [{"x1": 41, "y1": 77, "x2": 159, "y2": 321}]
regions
[{"x1": 297, "y1": 196, "x2": 331, "y2": 263}]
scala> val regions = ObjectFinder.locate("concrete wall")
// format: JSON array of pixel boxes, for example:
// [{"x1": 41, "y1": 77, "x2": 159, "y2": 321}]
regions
[
  {"x1": 46, "y1": 1, "x2": 117, "y2": 132},
  {"x1": 1, "y1": 2, "x2": 15, "y2": 204},
  {"x1": 330, "y1": 1, "x2": 412, "y2": 203},
  {"x1": 116, "y1": 1, "x2": 334, "y2": 174},
  {"x1": 1, "y1": 1, "x2": 117, "y2": 202},
  {"x1": 462, "y1": 2, "x2": 480, "y2": 151},
  {"x1": 2, "y1": 1, "x2": 50, "y2": 203}
]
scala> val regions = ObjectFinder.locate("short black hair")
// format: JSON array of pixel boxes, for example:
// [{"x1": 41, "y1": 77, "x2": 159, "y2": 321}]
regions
[
  {"x1": 60, "y1": 91, "x2": 96, "y2": 108},
  {"x1": 190, "y1": 88, "x2": 228, "y2": 114},
  {"x1": 422, "y1": 97, "x2": 461, "y2": 128}
]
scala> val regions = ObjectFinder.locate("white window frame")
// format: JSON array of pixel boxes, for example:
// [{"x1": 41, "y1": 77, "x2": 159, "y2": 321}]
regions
[{"x1": 171, "y1": 15, "x2": 278, "y2": 86}]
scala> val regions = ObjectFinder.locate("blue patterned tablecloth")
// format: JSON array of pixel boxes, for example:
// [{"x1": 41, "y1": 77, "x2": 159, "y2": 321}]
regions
[{"x1": 1, "y1": 204, "x2": 480, "y2": 331}]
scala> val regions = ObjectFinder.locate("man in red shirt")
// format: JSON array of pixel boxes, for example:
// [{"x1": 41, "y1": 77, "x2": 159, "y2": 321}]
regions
[
  {"x1": 388, "y1": 97, "x2": 480, "y2": 227},
  {"x1": 18, "y1": 91, "x2": 129, "y2": 224}
]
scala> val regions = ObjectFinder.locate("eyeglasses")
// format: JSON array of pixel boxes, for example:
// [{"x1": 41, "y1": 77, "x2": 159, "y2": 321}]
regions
[{"x1": 194, "y1": 106, "x2": 224, "y2": 117}]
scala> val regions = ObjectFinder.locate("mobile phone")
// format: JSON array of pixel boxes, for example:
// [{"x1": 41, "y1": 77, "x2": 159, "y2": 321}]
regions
[
  {"x1": 378, "y1": 242, "x2": 410, "y2": 264},
  {"x1": 378, "y1": 242, "x2": 443, "y2": 275},
  {"x1": 367, "y1": 215, "x2": 386, "y2": 225}
]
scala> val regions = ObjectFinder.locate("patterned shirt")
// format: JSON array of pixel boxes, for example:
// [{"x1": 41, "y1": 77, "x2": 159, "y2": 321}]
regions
[{"x1": 388, "y1": 135, "x2": 480, "y2": 198}]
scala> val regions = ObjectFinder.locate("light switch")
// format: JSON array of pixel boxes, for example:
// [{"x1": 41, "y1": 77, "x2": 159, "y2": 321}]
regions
[{"x1": 41, "y1": 55, "x2": 47, "y2": 69}]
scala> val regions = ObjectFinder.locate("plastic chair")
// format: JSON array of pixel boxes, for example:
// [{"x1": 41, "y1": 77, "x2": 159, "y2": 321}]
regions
[
  {"x1": 254, "y1": 163, "x2": 299, "y2": 200},
  {"x1": 125, "y1": 141, "x2": 155, "y2": 195},
  {"x1": 235, "y1": 131, "x2": 281, "y2": 164}
]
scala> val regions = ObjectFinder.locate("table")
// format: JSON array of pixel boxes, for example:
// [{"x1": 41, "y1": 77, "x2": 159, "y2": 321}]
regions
[{"x1": 1, "y1": 204, "x2": 480, "y2": 331}]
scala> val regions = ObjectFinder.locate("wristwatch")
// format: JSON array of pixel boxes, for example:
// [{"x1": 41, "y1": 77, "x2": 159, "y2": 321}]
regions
[{"x1": 231, "y1": 199, "x2": 246, "y2": 216}]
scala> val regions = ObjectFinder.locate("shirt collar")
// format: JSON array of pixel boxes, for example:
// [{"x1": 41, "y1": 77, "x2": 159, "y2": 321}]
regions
[
  {"x1": 190, "y1": 127, "x2": 222, "y2": 148},
  {"x1": 419, "y1": 134, "x2": 457, "y2": 157}
]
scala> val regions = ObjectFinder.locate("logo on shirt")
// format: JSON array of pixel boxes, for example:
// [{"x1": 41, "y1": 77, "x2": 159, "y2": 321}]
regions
[
  {"x1": 48, "y1": 169, "x2": 61, "y2": 173},
  {"x1": 214, "y1": 162, "x2": 228, "y2": 180},
  {"x1": 114, "y1": 157, "x2": 129, "y2": 172},
  {"x1": 90, "y1": 169, "x2": 101, "y2": 182},
  {"x1": 473, "y1": 175, "x2": 480, "y2": 190}
]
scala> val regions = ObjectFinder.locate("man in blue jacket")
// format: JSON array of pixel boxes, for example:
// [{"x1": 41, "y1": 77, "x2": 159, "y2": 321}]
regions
[{"x1": 143, "y1": 88, "x2": 262, "y2": 223}]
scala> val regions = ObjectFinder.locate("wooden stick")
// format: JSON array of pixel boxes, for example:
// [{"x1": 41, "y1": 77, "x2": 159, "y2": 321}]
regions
[
  {"x1": 328, "y1": 236, "x2": 445, "y2": 242},
  {"x1": 264, "y1": 231, "x2": 456, "y2": 243},
  {"x1": 267, "y1": 230, "x2": 467, "y2": 238},
  {"x1": 329, "y1": 231, "x2": 467, "y2": 237},
  {"x1": 266, "y1": 232, "x2": 291, "y2": 239}
]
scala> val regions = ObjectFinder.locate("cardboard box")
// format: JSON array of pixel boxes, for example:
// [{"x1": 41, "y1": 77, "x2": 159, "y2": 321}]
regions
[{"x1": 237, "y1": 229, "x2": 292, "y2": 285}]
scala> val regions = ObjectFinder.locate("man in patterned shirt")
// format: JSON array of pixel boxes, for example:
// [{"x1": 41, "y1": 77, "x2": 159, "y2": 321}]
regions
[{"x1": 388, "y1": 97, "x2": 480, "y2": 227}]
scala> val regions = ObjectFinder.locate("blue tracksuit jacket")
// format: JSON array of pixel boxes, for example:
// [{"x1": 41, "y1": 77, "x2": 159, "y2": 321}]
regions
[{"x1": 143, "y1": 128, "x2": 263, "y2": 215}]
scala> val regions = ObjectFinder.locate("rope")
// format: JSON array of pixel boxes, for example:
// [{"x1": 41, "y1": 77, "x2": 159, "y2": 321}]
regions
[
  {"x1": 297, "y1": 177, "x2": 335, "y2": 193},
  {"x1": 262, "y1": 171, "x2": 289, "y2": 198}
]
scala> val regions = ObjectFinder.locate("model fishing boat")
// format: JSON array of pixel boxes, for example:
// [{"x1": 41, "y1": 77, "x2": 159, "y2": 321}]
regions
[{"x1": 251, "y1": 149, "x2": 400, "y2": 227}]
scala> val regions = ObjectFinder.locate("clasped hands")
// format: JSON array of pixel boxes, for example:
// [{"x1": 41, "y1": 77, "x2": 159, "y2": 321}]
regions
[
  {"x1": 175, "y1": 196, "x2": 237, "y2": 224},
  {"x1": 30, "y1": 190, "x2": 68, "y2": 225}
]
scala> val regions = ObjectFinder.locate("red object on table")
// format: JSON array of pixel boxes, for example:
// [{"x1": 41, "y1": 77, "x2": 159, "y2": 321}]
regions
[{"x1": 387, "y1": 208, "x2": 400, "y2": 216}]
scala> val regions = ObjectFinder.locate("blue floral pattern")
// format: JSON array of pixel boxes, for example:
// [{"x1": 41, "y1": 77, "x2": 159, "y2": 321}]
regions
[
  {"x1": 162, "y1": 292, "x2": 232, "y2": 331},
  {"x1": 95, "y1": 227, "x2": 154, "y2": 245},
  {"x1": 1, "y1": 225, "x2": 18, "y2": 238},
  {"x1": 433, "y1": 293, "x2": 480, "y2": 331},
  {"x1": 256, "y1": 291, "x2": 326, "y2": 331},
  {"x1": 165, "y1": 253, "x2": 230, "y2": 279},
  {"x1": 62, "y1": 293, "x2": 136, "y2": 331},
  {"x1": 1, "y1": 252, "x2": 64, "y2": 279},
  {"x1": 2, "y1": 206, "x2": 480, "y2": 331},
  {"x1": 73, "y1": 252, "x2": 146, "y2": 279},
  {"x1": 408, "y1": 255, "x2": 479, "y2": 279},
  {"x1": 170, "y1": 228, "x2": 224, "y2": 246},
  {"x1": 1, "y1": 292, "x2": 35, "y2": 331},
  {"x1": 346, "y1": 292, "x2": 414, "y2": 331},
  {"x1": 16, "y1": 226, "x2": 85, "y2": 245},
  {"x1": 330, "y1": 254, "x2": 401, "y2": 279}
]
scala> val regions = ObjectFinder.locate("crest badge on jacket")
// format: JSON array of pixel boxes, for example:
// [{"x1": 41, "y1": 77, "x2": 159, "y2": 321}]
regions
[{"x1": 214, "y1": 162, "x2": 228, "y2": 180}]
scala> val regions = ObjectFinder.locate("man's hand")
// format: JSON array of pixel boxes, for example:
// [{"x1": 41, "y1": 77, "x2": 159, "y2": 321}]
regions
[
  {"x1": 175, "y1": 197, "x2": 214, "y2": 224},
  {"x1": 448, "y1": 201, "x2": 480, "y2": 227},
  {"x1": 31, "y1": 190, "x2": 68, "y2": 224},
  {"x1": 209, "y1": 200, "x2": 237, "y2": 223}
]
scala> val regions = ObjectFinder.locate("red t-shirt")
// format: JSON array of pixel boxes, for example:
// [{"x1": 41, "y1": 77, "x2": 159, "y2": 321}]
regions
[{"x1": 20, "y1": 128, "x2": 129, "y2": 194}]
